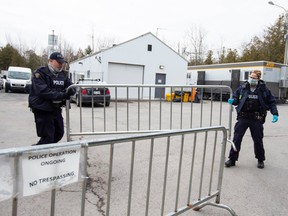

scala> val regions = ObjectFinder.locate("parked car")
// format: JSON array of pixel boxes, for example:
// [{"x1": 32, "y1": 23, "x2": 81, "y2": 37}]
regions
[
  {"x1": 71, "y1": 79, "x2": 111, "y2": 107},
  {"x1": 0, "y1": 76, "x2": 3, "y2": 90},
  {"x1": 3, "y1": 66, "x2": 32, "y2": 93}
]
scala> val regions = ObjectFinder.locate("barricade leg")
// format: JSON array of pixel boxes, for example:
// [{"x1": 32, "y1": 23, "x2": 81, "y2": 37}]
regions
[
  {"x1": 193, "y1": 202, "x2": 238, "y2": 216},
  {"x1": 12, "y1": 154, "x2": 20, "y2": 216}
]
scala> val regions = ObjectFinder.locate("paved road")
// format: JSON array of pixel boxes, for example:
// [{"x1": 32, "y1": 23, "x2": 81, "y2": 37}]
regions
[{"x1": 0, "y1": 90, "x2": 288, "y2": 216}]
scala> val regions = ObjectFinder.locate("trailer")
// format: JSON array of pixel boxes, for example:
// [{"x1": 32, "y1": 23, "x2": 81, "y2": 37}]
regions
[{"x1": 187, "y1": 61, "x2": 288, "y2": 103}]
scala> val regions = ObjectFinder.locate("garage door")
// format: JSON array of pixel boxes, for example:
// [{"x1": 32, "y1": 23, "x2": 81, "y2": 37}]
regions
[{"x1": 108, "y1": 63, "x2": 144, "y2": 99}]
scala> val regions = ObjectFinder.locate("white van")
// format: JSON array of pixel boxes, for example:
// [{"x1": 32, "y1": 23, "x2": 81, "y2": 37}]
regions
[{"x1": 3, "y1": 66, "x2": 32, "y2": 93}]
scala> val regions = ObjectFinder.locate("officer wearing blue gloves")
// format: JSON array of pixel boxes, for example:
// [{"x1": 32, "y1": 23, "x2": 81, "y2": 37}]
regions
[
  {"x1": 225, "y1": 70, "x2": 279, "y2": 169},
  {"x1": 29, "y1": 52, "x2": 75, "y2": 145}
]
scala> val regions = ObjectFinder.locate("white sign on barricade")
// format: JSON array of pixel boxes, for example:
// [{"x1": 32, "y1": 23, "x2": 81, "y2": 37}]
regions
[
  {"x1": 21, "y1": 145, "x2": 82, "y2": 197},
  {"x1": 0, "y1": 155, "x2": 14, "y2": 201}
]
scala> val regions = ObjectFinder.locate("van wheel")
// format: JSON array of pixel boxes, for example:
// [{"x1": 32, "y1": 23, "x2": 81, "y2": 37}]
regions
[{"x1": 5, "y1": 87, "x2": 8, "y2": 93}]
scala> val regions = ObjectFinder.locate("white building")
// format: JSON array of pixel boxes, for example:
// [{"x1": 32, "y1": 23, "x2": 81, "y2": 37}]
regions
[
  {"x1": 187, "y1": 61, "x2": 288, "y2": 102},
  {"x1": 69, "y1": 32, "x2": 187, "y2": 99}
]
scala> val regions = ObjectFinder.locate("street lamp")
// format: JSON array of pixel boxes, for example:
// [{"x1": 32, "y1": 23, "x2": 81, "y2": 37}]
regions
[{"x1": 268, "y1": 1, "x2": 288, "y2": 65}]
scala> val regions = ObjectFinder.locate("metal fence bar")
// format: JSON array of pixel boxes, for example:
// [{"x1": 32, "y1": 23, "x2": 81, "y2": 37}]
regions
[
  {"x1": 12, "y1": 152, "x2": 19, "y2": 216},
  {"x1": 127, "y1": 141, "x2": 136, "y2": 216},
  {"x1": 138, "y1": 87, "x2": 141, "y2": 131},
  {"x1": 208, "y1": 131, "x2": 218, "y2": 195},
  {"x1": 79, "y1": 93, "x2": 83, "y2": 133},
  {"x1": 180, "y1": 87, "x2": 183, "y2": 129},
  {"x1": 189, "y1": 87, "x2": 194, "y2": 129},
  {"x1": 159, "y1": 95, "x2": 163, "y2": 130},
  {"x1": 216, "y1": 134, "x2": 227, "y2": 204},
  {"x1": 103, "y1": 88, "x2": 106, "y2": 132},
  {"x1": 174, "y1": 134, "x2": 185, "y2": 212},
  {"x1": 219, "y1": 89, "x2": 223, "y2": 125},
  {"x1": 145, "y1": 138, "x2": 154, "y2": 216},
  {"x1": 115, "y1": 87, "x2": 118, "y2": 132},
  {"x1": 209, "y1": 89, "x2": 213, "y2": 126},
  {"x1": 161, "y1": 136, "x2": 170, "y2": 216},
  {"x1": 187, "y1": 133, "x2": 197, "y2": 205},
  {"x1": 169, "y1": 87, "x2": 173, "y2": 130},
  {"x1": 199, "y1": 89, "x2": 204, "y2": 128},
  {"x1": 148, "y1": 87, "x2": 152, "y2": 130},
  {"x1": 106, "y1": 143, "x2": 115, "y2": 216},
  {"x1": 91, "y1": 86, "x2": 95, "y2": 132},
  {"x1": 198, "y1": 131, "x2": 208, "y2": 200},
  {"x1": 50, "y1": 189, "x2": 56, "y2": 216},
  {"x1": 66, "y1": 100, "x2": 71, "y2": 141},
  {"x1": 126, "y1": 87, "x2": 129, "y2": 132},
  {"x1": 80, "y1": 143, "x2": 89, "y2": 216}
]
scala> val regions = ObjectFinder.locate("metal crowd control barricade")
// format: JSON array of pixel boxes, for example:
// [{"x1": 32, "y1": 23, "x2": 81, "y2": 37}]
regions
[
  {"x1": 0, "y1": 126, "x2": 237, "y2": 216},
  {"x1": 0, "y1": 141, "x2": 89, "y2": 216},
  {"x1": 65, "y1": 84, "x2": 234, "y2": 142}
]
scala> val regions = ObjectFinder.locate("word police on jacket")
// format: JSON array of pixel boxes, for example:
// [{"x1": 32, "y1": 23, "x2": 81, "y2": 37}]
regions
[{"x1": 53, "y1": 80, "x2": 64, "y2": 86}]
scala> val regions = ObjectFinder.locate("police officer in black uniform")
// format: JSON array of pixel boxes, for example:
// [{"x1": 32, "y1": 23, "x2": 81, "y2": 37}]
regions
[
  {"x1": 225, "y1": 70, "x2": 279, "y2": 169},
  {"x1": 29, "y1": 52, "x2": 75, "y2": 145}
]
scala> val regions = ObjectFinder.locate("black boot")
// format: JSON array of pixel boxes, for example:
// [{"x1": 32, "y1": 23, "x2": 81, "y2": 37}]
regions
[
  {"x1": 257, "y1": 160, "x2": 264, "y2": 169},
  {"x1": 225, "y1": 159, "x2": 236, "y2": 167}
]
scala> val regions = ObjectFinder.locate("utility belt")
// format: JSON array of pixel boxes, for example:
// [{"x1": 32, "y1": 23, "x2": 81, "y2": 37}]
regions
[
  {"x1": 52, "y1": 101, "x2": 64, "y2": 108},
  {"x1": 238, "y1": 111, "x2": 264, "y2": 120}
]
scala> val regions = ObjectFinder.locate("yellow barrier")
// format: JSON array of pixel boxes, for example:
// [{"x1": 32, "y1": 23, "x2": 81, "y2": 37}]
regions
[{"x1": 166, "y1": 93, "x2": 175, "y2": 101}]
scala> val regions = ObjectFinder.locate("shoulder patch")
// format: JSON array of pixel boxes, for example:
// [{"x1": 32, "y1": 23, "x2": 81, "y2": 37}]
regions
[{"x1": 35, "y1": 73, "x2": 40, "y2": 78}]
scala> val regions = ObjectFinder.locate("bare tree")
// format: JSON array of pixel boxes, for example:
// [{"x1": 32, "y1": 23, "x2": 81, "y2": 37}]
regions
[
  {"x1": 94, "y1": 36, "x2": 117, "y2": 52},
  {"x1": 54, "y1": 34, "x2": 77, "y2": 64},
  {"x1": 182, "y1": 25, "x2": 207, "y2": 65}
]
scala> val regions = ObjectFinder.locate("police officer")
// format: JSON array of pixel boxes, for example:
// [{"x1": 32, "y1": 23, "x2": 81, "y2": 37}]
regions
[
  {"x1": 29, "y1": 52, "x2": 75, "y2": 145},
  {"x1": 225, "y1": 70, "x2": 279, "y2": 169}
]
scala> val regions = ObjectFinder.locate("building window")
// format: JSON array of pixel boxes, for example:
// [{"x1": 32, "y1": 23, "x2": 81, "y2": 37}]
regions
[
  {"x1": 244, "y1": 71, "x2": 251, "y2": 80},
  {"x1": 147, "y1": 44, "x2": 152, "y2": 51}
]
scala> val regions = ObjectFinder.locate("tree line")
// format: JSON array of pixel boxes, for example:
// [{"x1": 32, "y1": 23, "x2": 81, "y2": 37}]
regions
[
  {"x1": 0, "y1": 15, "x2": 286, "y2": 72},
  {"x1": 187, "y1": 16, "x2": 286, "y2": 66}
]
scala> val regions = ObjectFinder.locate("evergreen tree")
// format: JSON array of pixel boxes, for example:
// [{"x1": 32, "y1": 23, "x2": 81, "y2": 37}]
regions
[
  {"x1": 25, "y1": 50, "x2": 42, "y2": 71},
  {"x1": 0, "y1": 44, "x2": 25, "y2": 70},
  {"x1": 204, "y1": 50, "x2": 214, "y2": 64},
  {"x1": 240, "y1": 16, "x2": 285, "y2": 63},
  {"x1": 84, "y1": 45, "x2": 93, "y2": 55},
  {"x1": 263, "y1": 15, "x2": 285, "y2": 63},
  {"x1": 240, "y1": 36, "x2": 265, "y2": 62},
  {"x1": 225, "y1": 49, "x2": 239, "y2": 63}
]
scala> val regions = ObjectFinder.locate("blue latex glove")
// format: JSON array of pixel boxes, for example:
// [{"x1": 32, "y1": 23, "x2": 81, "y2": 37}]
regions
[
  {"x1": 272, "y1": 115, "x2": 278, "y2": 123},
  {"x1": 228, "y1": 98, "x2": 234, "y2": 105}
]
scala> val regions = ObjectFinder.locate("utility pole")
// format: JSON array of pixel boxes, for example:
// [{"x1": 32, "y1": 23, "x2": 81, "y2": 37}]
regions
[{"x1": 52, "y1": 30, "x2": 55, "y2": 52}]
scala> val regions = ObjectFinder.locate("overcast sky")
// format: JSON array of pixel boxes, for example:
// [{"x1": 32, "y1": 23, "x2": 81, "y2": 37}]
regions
[{"x1": 0, "y1": 0, "x2": 287, "y2": 54}]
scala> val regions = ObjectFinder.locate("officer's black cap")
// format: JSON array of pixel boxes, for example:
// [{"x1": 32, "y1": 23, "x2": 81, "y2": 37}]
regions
[{"x1": 49, "y1": 52, "x2": 66, "y2": 63}]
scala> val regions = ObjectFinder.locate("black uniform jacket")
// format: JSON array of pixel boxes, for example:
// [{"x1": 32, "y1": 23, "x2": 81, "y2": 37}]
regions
[
  {"x1": 29, "y1": 66, "x2": 73, "y2": 112},
  {"x1": 231, "y1": 80, "x2": 279, "y2": 117}
]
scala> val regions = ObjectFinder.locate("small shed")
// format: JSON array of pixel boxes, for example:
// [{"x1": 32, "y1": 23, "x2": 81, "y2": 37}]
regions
[{"x1": 69, "y1": 32, "x2": 187, "y2": 99}]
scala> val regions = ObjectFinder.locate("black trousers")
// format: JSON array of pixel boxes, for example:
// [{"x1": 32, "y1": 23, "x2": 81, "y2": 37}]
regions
[
  {"x1": 33, "y1": 108, "x2": 64, "y2": 145},
  {"x1": 229, "y1": 118, "x2": 265, "y2": 161}
]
